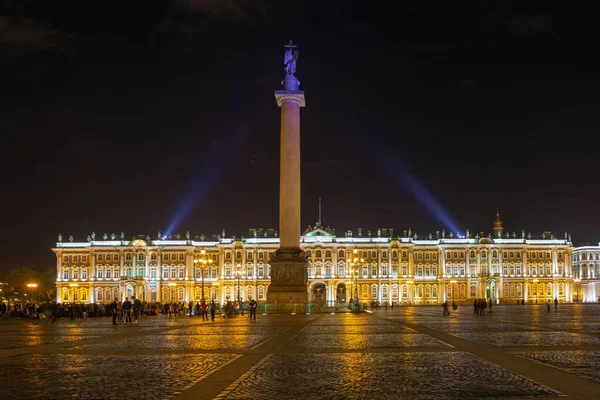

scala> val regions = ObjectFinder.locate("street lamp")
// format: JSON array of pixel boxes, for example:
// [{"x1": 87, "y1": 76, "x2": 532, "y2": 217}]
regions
[
  {"x1": 26, "y1": 283, "x2": 38, "y2": 302},
  {"x1": 533, "y1": 279, "x2": 539, "y2": 303},
  {"x1": 574, "y1": 278, "x2": 581, "y2": 303},
  {"x1": 236, "y1": 263, "x2": 243, "y2": 304},
  {"x1": 449, "y1": 279, "x2": 457, "y2": 305},
  {"x1": 351, "y1": 249, "x2": 363, "y2": 308},
  {"x1": 194, "y1": 249, "x2": 213, "y2": 301}
]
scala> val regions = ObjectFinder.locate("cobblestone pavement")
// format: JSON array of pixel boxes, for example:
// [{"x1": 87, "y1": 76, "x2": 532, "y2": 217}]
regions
[
  {"x1": 1, "y1": 304, "x2": 600, "y2": 399},
  {"x1": 511, "y1": 350, "x2": 600, "y2": 383},
  {"x1": 216, "y1": 352, "x2": 560, "y2": 400}
]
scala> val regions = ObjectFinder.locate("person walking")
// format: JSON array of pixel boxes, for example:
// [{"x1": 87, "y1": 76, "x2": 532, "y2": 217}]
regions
[
  {"x1": 546, "y1": 301, "x2": 551, "y2": 312},
  {"x1": 442, "y1": 300, "x2": 450, "y2": 315},
  {"x1": 554, "y1": 297, "x2": 558, "y2": 311}
]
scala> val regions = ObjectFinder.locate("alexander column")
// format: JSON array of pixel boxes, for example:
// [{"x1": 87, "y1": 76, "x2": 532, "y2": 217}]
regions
[{"x1": 267, "y1": 41, "x2": 308, "y2": 303}]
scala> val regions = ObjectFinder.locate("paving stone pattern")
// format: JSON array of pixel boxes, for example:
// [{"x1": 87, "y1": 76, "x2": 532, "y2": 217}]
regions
[
  {"x1": 511, "y1": 350, "x2": 600, "y2": 383},
  {"x1": 1, "y1": 304, "x2": 600, "y2": 399},
  {"x1": 216, "y1": 352, "x2": 560, "y2": 400},
  {"x1": 0, "y1": 353, "x2": 238, "y2": 399}
]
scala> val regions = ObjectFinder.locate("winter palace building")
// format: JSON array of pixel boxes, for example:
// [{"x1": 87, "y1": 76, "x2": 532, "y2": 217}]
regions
[{"x1": 52, "y1": 214, "x2": 590, "y2": 306}]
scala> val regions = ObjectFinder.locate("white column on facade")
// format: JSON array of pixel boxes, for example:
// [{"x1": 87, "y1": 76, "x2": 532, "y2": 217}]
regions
[{"x1": 156, "y1": 251, "x2": 162, "y2": 303}]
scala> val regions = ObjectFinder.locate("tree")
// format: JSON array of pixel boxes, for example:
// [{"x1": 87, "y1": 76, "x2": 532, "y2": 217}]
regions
[{"x1": 1, "y1": 266, "x2": 55, "y2": 302}]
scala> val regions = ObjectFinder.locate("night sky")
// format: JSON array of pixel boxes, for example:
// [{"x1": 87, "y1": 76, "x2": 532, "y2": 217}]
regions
[{"x1": 2, "y1": 1, "x2": 599, "y2": 273}]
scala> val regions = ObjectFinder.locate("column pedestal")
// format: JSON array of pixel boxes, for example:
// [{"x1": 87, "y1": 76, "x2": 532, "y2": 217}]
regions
[{"x1": 268, "y1": 248, "x2": 308, "y2": 303}]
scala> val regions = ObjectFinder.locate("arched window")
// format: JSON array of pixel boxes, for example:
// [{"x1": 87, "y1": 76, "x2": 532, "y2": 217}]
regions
[
  {"x1": 325, "y1": 250, "x2": 331, "y2": 257},
  {"x1": 97, "y1": 266, "x2": 104, "y2": 279},
  {"x1": 392, "y1": 285, "x2": 399, "y2": 299},
  {"x1": 402, "y1": 285, "x2": 408, "y2": 299},
  {"x1": 162, "y1": 287, "x2": 169, "y2": 300},
  {"x1": 432, "y1": 285, "x2": 438, "y2": 298},
  {"x1": 63, "y1": 268, "x2": 70, "y2": 280},
  {"x1": 316, "y1": 250, "x2": 322, "y2": 258},
  {"x1": 424, "y1": 285, "x2": 431, "y2": 297},
  {"x1": 337, "y1": 262, "x2": 346, "y2": 277},
  {"x1": 370, "y1": 284, "x2": 377, "y2": 299},
  {"x1": 62, "y1": 288, "x2": 69, "y2": 301},
  {"x1": 81, "y1": 289, "x2": 87, "y2": 301},
  {"x1": 470, "y1": 250, "x2": 475, "y2": 258},
  {"x1": 97, "y1": 289, "x2": 104, "y2": 302},
  {"x1": 325, "y1": 263, "x2": 331, "y2": 277},
  {"x1": 339, "y1": 250, "x2": 345, "y2": 258},
  {"x1": 225, "y1": 286, "x2": 232, "y2": 300},
  {"x1": 258, "y1": 286, "x2": 265, "y2": 301},
  {"x1": 382, "y1": 285, "x2": 388, "y2": 299},
  {"x1": 177, "y1": 287, "x2": 184, "y2": 301},
  {"x1": 178, "y1": 265, "x2": 184, "y2": 279},
  {"x1": 194, "y1": 287, "x2": 202, "y2": 301},
  {"x1": 236, "y1": 251, "x2": 242, "y2": 259}
]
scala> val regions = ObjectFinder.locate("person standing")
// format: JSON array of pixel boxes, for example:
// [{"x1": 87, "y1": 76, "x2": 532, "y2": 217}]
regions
[
  {"x1": 133, "y1": 297, "x2": 142, "y2": 323},
  {"x1": 189, "y1": 300, "x2": 194, "y2": 317},
  {"x1": 249, "y1": 299, "x2": 257, "y2": 320},
  {"x1": 123, "y1": 297, "x2": 132, "y2": 323},
  {"x1": 554, "y1": 297, "x2": 558, "y2": 311},
  {"x1": 210, "y1": 300, "x2": 216, "y2": 321},
  {"x1": 546, "y1": 301, "x2": 551, "y2": 312},
  {"x1": 201, "y1": 300, "x2": 208, "y2": 321},
  {"x1": 110, "y1": 298, "x2": 119, "y2": 325}
]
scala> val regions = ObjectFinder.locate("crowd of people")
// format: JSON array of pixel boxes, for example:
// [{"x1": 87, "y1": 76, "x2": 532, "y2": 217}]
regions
[{"x1": 0, "y1": 298, "x2": 260, "y2": 324}]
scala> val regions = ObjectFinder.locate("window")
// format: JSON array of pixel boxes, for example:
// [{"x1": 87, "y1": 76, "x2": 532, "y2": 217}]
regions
[
  {"x1": 492, "y1": 250, "x2": 498, "y2": 258},
  {"x1": 62, "y1": 288, "x2": 69, "y2": 301},
  {"x1": 370, "y1": 285, "x2": 377, "y2": 298},
  {"x1": 402, "y1": 251, "x2": 406, "y2": 258},
  {"x1": 137, "y1": 253, "x2": 144, "y2": 261},
  {"x1": 382, "y1": 251, "x2": 387, "y2": 259},
  {"x1": 338, "y1": 250, "x2": 345, "y2": 258},
  {"x1": 163, "y1": 267, "x2": 169, "y2": 279},
  {"x1": 81, "y1": 268, "x2": 87, "y2": 280},
  {"x1": 178, "y1": 266, "x2": 184, "y2": 279},
  {"x1": 72, "y1": 268, "x2": 79, "y2": 279},
  {"x1": 106, "y1": 254, "x2": 111, "y2": 262},
  {"x1": 97, "y1": 267, "x2": 103, "y2": 279},
  {"x1": 179, "y1": 253, "x2": 184, "y2": 261},
  {"x1": 258, "y1": 286, "x2": 265, "y2": 301},
  {"x1": 470, "y1": 285, "x2": 476, "y2": 298},
  {"x1": 371, "y1": 251, "x2": 376, "y2": 258},
  {"x1": 470, "y1": 251, "x2": 475, "y2": 258},
  {"x1": 325, "y1": 250, "x2": 331, "y2": 257},
  {"x1": 481, "y1": 251, "x2": 487, "y2": 258},
  {"x1": 236, "y1": 251, "x2": 242, "y2": 259},
  {"x1": 63, "y1": 255, "x2": 69, "y2": 263},
  {"x1": 63, "y1": 269, "x2": 69, "y2": 280},
  {"x1": 125, "y1": 253, "x2": 132, "y2": 261},
  {"x1": 258, "y1": 252, "x2": 264, "y2": 259},
  {"x1": 170, "y1": 267, "x2": 177, "y2": 279},
  {"x1": 97, "y1": 289, "x2": 103, "y2": 302},
  {"x1": 105, "y1": 268, "x2": 111, "y2": 279},
  {"x1": 98, "y1": 254, "x2": 103, "y2": 262},
  {"x1": 247, "y1": 252, "x2": 253, "y2": 260},
  {"x1": 151, "y1": 253, "x2": 157, "y2": 260},
  {"x1": 316, "y1": 250, "x2": 322, "y2": 258},
  {"x1": 226, "y1": 253, "x2": 231, "y2": 260},
  {"x1": 113, "y1": 266, "x2": 119, "y2": 278},
  {"x1": 338, "y1": 263, "x2": 346, "y2": 277},
  {"x1": 425, "y1": 253, "x2": 429, "y2": 260},
  {"x1": 258, "y1": 264, "x2": 264, "y2": 277}
]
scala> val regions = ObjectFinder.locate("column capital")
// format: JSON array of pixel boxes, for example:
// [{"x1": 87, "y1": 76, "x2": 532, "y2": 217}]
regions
[{"x1": 274, "y1": 90, "x2": 306, "y2": 107}]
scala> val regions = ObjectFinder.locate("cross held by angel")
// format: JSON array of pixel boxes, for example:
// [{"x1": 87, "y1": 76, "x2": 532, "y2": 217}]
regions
[{"x1": 284, "y1": 40, "x2": 299, "y2": 76}]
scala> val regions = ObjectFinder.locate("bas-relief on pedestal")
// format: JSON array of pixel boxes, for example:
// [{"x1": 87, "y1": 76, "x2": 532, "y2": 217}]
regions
[{"x1": 267, "y1": 41, "x2": 308, "y2": 304}]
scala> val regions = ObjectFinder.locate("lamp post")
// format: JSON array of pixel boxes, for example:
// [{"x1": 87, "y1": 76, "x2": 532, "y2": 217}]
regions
[
  {"x1": 236, "y1": 263, "x2": 243, "y2": 304},
  {"x1": 26, "y1": 283, "x2": 38, "y2": 302},
  {"x1": 194, "y1": 249, "x2": 213, "y2": 301},
  {"x1": 574, "y1": 278, "x2": 581, "y2": 303},
  {"x1": 533, "y1": 279, "x2": 539, "y2": 303},
  {"x1": 351, "y1": 249, "x2": 363, "y2": 308},
  {"x1": 449, "y1": 279, "x2": 457, "y2": 305}
]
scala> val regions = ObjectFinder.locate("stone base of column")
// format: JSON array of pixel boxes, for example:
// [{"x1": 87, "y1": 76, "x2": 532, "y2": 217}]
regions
[{"x1": 267, "y1": 248, "x2": 308, "y2": 303}]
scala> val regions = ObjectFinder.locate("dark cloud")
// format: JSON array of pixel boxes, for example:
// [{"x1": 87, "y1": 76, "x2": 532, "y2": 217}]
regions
[{"x1": 0, "y1": 16, "x2": 73, "y2": 50}]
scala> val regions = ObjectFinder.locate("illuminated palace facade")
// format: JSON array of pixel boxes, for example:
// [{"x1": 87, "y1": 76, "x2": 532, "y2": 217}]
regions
[
  {"x1": 572, "y1": 244, "x2": 600, "y2": 302},
  {"x1": 53, "y1": 215, "x2": 577, "y2": 305}
]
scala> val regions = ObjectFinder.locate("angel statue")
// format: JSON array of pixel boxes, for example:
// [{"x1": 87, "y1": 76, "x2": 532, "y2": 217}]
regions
[{"x1": 284, "y1": 40, "x2": 299, "y2": 76}]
